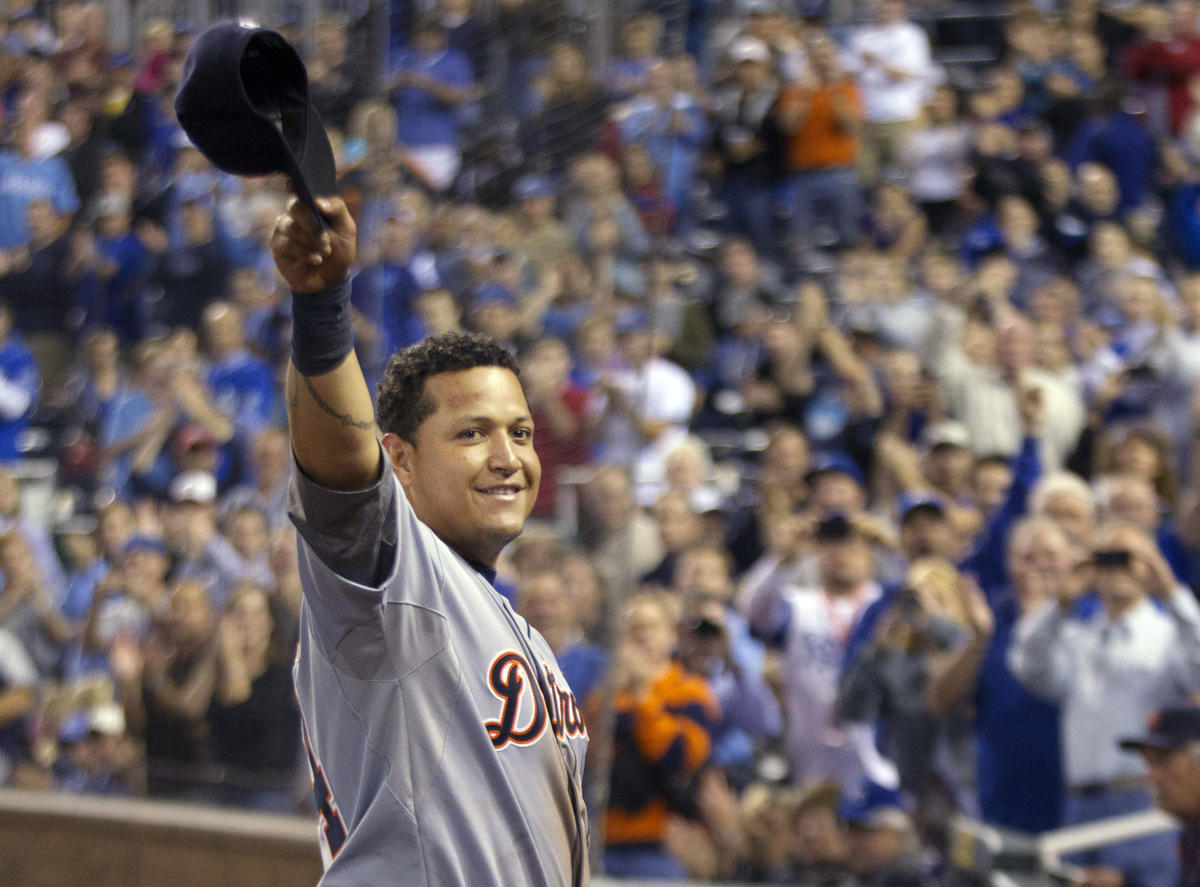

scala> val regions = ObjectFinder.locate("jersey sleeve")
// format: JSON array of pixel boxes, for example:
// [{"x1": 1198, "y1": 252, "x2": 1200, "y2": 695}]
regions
[
  {"x1": 287, "y1": 442, "x2": 398, "y2": 589},
  {"x1": 287, "y1": 443, "x2": 451, "y2": 663}
]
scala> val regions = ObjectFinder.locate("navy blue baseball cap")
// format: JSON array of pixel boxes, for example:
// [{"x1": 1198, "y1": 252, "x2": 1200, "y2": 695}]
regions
[
  {"x1": 839, "y1": 780, "x2": 913, "y2": 830},
  {"x1": 1119, "y1": 706, "x2": 1200, "y2": 752},
  {"x1": 806, "y1": 452, "x2": 865, "y2": 487},
  {"x1": 472, "y1": 283, "x2": 519, "y2": 311},
  {"x1": 174, "y1": 21, "x2": 335, "y2": 228}
]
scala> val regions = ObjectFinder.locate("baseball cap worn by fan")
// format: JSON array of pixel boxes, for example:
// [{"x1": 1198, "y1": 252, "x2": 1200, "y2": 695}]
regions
[
  {"x1": 921, "y1": 420, "x2": 971, "y2": 452},
  {"x1": 174, "y1": 20, "x2": 336, "y2": 228},
  {"x1": 898, "y1": 492, "x2": 947, "y2": 523},
  {"x1": 1119, "y1": 706, "x2": 1200, "y2": 752},
  {"x1": 806, "y1": 452, "x2": 866, "y2": 487},
  {"x1": 728, "y1": 36, "x2": 771, "y2": 64},
  {"x1": 169, "y1": 470, "x2": 217, "y2": 505},
  {"x1": 839, "y1": 780, "x2": 914, "y2": 832}
]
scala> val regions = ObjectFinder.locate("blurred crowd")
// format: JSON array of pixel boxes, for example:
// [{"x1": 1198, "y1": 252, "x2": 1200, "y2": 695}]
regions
[{"x1": 1, "y1": 0, "x2": 1200, "y2": 882}]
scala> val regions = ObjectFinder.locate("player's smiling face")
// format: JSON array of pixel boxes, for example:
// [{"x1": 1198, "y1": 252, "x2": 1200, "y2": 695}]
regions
[{"x1": 386, "y1": 366, "x2": 541, "y2": 567}]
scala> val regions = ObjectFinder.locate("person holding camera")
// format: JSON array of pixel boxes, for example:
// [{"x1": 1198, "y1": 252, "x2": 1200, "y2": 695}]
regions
[
  {"x1": 1008, "y1": 522, "x2": 1200, "y2": 887},
  {"x1": 835, "y1": 558, "x2": 984, "y2": 826},
  {"x1": 741, "y1": 511, "x2": 885, "y2": 787},
  {"x1": 675, "y1": 587, "x2": 782, "y2": 789}
]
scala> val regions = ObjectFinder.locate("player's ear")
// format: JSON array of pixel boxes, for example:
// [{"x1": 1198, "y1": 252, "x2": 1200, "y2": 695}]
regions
[{"x1": 381, "y1": 432, "x2": 415, "y2": 483}]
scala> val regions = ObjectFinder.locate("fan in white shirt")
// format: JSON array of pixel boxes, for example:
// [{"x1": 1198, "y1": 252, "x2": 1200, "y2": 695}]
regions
[{"x1": 1009, "y1": 522, "x2": 1198, "y2": 887}]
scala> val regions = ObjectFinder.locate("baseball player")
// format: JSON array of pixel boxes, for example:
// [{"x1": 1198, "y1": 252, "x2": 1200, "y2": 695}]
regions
[{"x1": 271, "y1": 194, "x2": 590, "y2": 885}]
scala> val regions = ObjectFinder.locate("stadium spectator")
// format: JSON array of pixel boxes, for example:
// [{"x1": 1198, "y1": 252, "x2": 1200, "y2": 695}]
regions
[
  {"x1": 712, "y1": 36, "x2": 781, "y2": 256},
  {"x1": 1118, "y1": 705, "x2": 1200, "y2": 887},
  {"x1": 306, "y1": 14, "x2": 370, "y2": 133},
  {"x1": 165, "y1": 470, "x2": 257, "y2": 610},
  {"x1": 840, "y1": 781, "x2": 936, "y2": 887},
  {"x1": 776, "y1": 29, "x2": 863, "y2": 253},
  {"x1": 590, "y1": 319, "x2": 697, "y2": 499},
  {"x1": 1009, "y1": 522, "x2": 1198, "y2": 887},
  {"x1": 208, "y1": 582, "x2": 300, "y2": 811},
  {"x1": 219, "y1": 426, "x2": 291, "y2": 531},
  {"x1": 606, "y1": 13, "x2": 664, "y2": 102},
  {"x1": 78, "y1": 533, "x2": 169, "y2": 678},
  {"x1": 674, "y1": 585, "x2": 781, "y2": 787},
  {"x1": 901, "y1": 84, "x2": 971, "y2": 237},
  {"x1": 0, "y1": 301, "x2": 39, "y2": 464},
  {"x1": 517, "y1": 567, "x2": 608, "y2": 703},
  {"x1": 524, "y1": 41, "x2": 609, "y2": 176},
  {"x1": 644, "y1": 491, "x2": 706, "y2": 588},
  {"x1": 580, "y1": 464, "x2": 664, "y2": 602},
  {"x1": 0, "y1": 465, "x2": 66, "y2": 600},
  {"x1": 201, "y1": 300, "x2": 277, "y2": 444},
  {"x1": 88, "y1": 189, "x2": 154, "y2": 345},
  {"x1": 617, "y1": 58, "x2": 709, "y2": 235},
  {"x1": 387, "y1": 15, "x2": 475, "y2": 193},
  {"x1": 566, "y1": 151, "x2": 651, "y2": 299},
  {"x1": 521, "y1": 335, "x2": 591, "y2": 520},
  {"x1": 112, "y1": 578, "x2": 217, "y2": 800},
  {"x1": 837, "y1": 558, "x2": 980, "y2": 819},
  {"x1": 742, "y1": 512, "x2": 884, "y2": 786},
  {"x1": 0, "y1": 90, "x2": 80, "y2": 252},
  {"x1": 848, "y1": 0, "x2": 933, "y2": 187},
  {"x1": 0, "y1": 615, "x2": 37, "y2": 781},
  {"x1": 602, "y1": 591, "x2": 719, "y2": 879},
  {"x1": 0, "y1": 530, "x2": 72, "y2": 678},
  {"x1": 151, "y1": 180, "x2": 232, "y2": 331},
  {"x1": 51, "y1": 699, "x2": 136, "y2": 797},
  {"x1": 1121, "y1": 0, "x2": 1200, "y2": 135},
  {"x1": 0, "y1": 197, "x2": 80, "y2": 384},
  {"x1": 927, "y1": 516, "x2": 1071, "y2": 833}
]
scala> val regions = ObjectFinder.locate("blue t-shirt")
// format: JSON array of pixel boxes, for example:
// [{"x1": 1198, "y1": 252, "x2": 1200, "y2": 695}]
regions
[
  {"x1": 100, "y1": 386, "x2": 158, "y2": 497},
  {"x1": 96, "y1": 231, "x2": 153, "y2": 344},
  {"x1": 0, "y1": 334, "x2": 38, "y2": 462},
  {"x1": 390, "y1": 46, "x2": 474, "y2": 148},
  {"x1": 208, "y1": 350, "x2": 277, "y2": 435},
  {"x1": 0, "y1": 151, "x2": 79, "y2": 249}
]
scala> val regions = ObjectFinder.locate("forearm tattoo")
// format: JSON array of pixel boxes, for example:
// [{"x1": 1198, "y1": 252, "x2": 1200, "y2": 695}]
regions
[{"x1": 301, "y1": 374, "x2": 376, "y2": 432}]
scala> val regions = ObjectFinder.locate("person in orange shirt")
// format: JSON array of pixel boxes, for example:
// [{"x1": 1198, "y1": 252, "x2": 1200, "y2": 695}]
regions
[
  {"x1": 603, "y1": 592, "x2": 720, "y2": 880},
  {"x1": 777, "y1": 31, "x2": 864, "y2": 252}
]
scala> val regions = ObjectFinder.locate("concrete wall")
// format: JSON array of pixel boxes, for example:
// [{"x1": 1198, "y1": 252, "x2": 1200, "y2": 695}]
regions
[
  {"x1": 0, "y1": 789, "x2": 323, "y2": 887},
  {"x1": 0, "y1": 788, "x2": 751, "y2": 886}
]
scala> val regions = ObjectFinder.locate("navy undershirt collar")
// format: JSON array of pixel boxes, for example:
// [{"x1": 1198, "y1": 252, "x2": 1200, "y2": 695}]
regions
[{"x1": 468, "y1": 559, "x2": 498, "y2": 586}]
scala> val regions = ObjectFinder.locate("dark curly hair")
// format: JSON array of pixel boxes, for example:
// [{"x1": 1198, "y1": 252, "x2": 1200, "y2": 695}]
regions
[{"x1": 376, "y1": 333, "x2": 521, "y2": 441}]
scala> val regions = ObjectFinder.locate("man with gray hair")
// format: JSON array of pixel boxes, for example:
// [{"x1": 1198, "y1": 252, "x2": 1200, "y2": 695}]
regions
[{"x1": 1029, "y1": 470, "x2": 1097, "y2": 549}]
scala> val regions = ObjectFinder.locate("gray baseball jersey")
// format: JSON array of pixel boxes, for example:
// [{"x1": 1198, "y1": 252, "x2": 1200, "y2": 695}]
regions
[{"x1": 289, "y1": 448, "x2": 590, "y2": 886}]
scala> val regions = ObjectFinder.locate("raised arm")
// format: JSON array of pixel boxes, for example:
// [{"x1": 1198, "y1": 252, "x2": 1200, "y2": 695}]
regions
[
  {"x1": 1006, "y1": 600, "x2": 1073, "y2": 703},
  {"x1": 270, "y1": 196, "x2": 379, "y2": 491}
]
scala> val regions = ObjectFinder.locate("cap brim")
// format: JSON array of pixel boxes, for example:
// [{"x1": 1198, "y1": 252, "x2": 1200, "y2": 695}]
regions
[
  {"x1": 902, "y1": 503, "x2": 946, "y2": 521},
  {"x1": 1119, "y1": 734, "x2": 1178, "y2": 752},
  {"x1": 281, "y1": 99, "x2": 336, "y2": 230}
]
